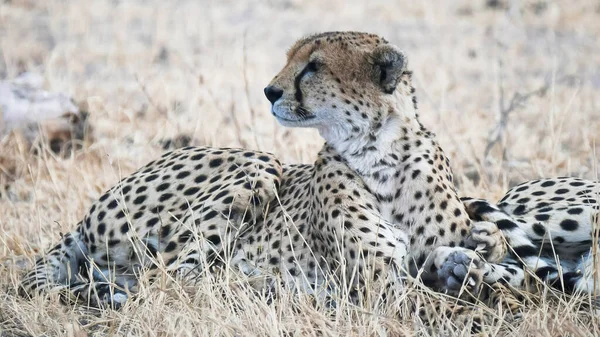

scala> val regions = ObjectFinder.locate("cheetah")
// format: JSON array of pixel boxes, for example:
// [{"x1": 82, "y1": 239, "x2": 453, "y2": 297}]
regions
[
  {"x1": 19, "y1": 32, "x2": 598, "y2": 309},
  {"x1": 462, "y1": 177, "x2": 599, "y2": 297}
]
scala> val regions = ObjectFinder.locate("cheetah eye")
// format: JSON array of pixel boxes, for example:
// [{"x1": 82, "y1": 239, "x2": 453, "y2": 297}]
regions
[{"x1": 306, "y1": 61, "x2": 321, "y2": 73}]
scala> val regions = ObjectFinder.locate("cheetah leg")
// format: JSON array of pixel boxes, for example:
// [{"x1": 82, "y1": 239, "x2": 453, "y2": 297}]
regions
[
  {"x1": 427, "y1": 246, "x2": 528, "y2": 317},
  {"x1": 475, "y1": 258, "x2": 582, "y2": 315},
  {"x1": 163, "y1": 237, "x2": 282, "y2": 302},
  {"x1": 421, "y1": 245, "x2": 528, "y2": 315},
  {"x1": 478, "y1": 256, "x2": 588, "y2": 295},
  {"x1": 161, "y1": 199, "x2": 276, "y2": 286},
  {"x1": 160, "y1": 206, "x2": 254, "y2": 282},
  {"x1": 423, "y1": 246, "x2": 487, "y2": 296},
  {"x1": 326, "y1": 201, "x2": 409, "y2": 295},
  {"x1": 20, "y1": 231, "x2": 85, "y2": 297},
  {"x1": 462, "y1": 198, "x2": 599, "y2": 297},
  {"x1": 461, "y1": 198, "x2": 556, "y2": 275},
  {"x1": 156, "y1": 151, "x2": 283, "y2": 278},
  {"x1": 550, "y1": 249, "x2": 600, "y2": 296},
  {"x1": 561, "y1": 210, "x2": 600, "y2": 297},
  {"x1": 461, "y1": 198, "x2": 535, "y2": 251},
  {"x1": 465, "y1": 220, "x2": 507, "y2": 263},
  {"x1": 19, "y1": 230, "x2": 129, "y2": 308}
]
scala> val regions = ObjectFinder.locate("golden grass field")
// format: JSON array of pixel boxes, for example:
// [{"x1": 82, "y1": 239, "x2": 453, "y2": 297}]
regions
[{"x1": 1, "y1": 0, "x2": 600, "y2": 336}]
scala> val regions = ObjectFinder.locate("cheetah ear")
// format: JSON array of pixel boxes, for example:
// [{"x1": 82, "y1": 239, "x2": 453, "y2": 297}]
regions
[{"x1": 370, "y1": 45, "x2": 407, "y2": 94}]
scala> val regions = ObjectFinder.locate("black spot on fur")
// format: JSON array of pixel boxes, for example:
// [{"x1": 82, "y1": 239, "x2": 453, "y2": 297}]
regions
[
  {"x1": 540, "y1": 180, "x2": 556, "y2": 187},
  {"x1": 532, "y1": 223, "x2": 546, "y2": 236},
  {"x1": 513, "y1": 245, "x2": 538, "y2": 258},
  {"x1": 559, "y1": 219, "x2": 579, "y2": 231},
  {"x1": 535, "y1": 213, "x2": 550, "y2": 221},
  {"x1": 209, "y1": 158, "x2": 223, "y2": 168},
  {"x1": 496, "y1": 219, "x2": 518, "y2": 230},
  {"x1": 567, "y1": 208, "x2": 583, "y2": 215}
]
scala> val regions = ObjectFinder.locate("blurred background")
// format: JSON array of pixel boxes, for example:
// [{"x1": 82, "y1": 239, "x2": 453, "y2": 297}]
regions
[{"x1": 0, "y1": 0, "x2": 599, "y2": 240}]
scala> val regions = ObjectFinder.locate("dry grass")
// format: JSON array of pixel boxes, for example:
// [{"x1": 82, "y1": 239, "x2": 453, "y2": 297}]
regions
[{"x1": 1, "y1": 0, "x2": 600, "y2": 336}]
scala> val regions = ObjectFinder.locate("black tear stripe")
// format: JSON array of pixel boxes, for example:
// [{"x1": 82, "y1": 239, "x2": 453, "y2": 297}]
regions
[{"x1": 294, "y1": 65, "x2": 311, "y2": 102}]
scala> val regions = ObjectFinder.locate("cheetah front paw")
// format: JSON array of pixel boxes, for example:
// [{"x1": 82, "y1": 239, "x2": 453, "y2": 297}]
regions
[
  {"x1": 466, "y1": 221, "x2": 506, "y2": 263},
  {"x1": 437, "y1": 250, "x2": 484, "y2": 296}
]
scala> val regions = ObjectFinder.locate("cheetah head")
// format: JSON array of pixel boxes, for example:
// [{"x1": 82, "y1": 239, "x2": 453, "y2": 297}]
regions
[{"x1": 265, "y1": 31, "x2": 417, "y2": 143}]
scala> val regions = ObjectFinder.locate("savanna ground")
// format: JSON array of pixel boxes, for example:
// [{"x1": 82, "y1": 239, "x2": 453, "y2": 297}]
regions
[{"x1": 1, "y1": 0, "x2": 600, "y2": 336}]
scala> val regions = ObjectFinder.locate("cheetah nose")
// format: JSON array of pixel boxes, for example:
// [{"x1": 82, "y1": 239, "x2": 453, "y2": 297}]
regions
[{"x1": 264, "y1": 86, "x2": 283, "y2": 104}]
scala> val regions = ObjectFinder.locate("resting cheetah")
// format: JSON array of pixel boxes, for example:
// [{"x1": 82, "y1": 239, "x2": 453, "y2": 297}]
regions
[
  {"x1": 19, "y1": 32, "x2": 598, "y2": 308},
  {"x1": 463, "y1": 177, "x2": 599, "y2": 296}
]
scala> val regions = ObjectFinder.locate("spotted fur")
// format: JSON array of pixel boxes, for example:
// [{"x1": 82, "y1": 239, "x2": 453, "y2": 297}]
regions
[
  {"x1": 462, "y1": 177, "x2": 600, "y2": 297},
  {"x1": 19, "y1": 32, "x2": 598, "y2": 312}
]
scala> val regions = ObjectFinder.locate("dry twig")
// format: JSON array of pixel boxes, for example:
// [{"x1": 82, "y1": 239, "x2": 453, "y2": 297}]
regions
[{"x1": 484, "y1": 63, "x2": 576, "y2": 162}]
